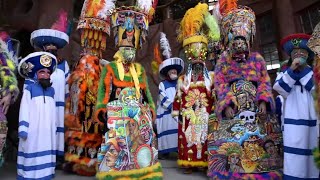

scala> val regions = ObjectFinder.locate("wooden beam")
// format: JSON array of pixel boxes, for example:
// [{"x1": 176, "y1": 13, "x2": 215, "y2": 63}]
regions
[{"x1": 156, "y1": 0, "x2": 179, "y2": 10}]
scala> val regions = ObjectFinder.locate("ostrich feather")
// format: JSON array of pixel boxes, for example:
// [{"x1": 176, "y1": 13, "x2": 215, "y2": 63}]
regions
[
  {"x1": 51, "y1": 9, "x2": 68, "y2": 33},
  {"x1": 205, "y1": 12, "x2": 220, "y2": 41},
  {"x1": 151, "y1": 42, "x2": 162, "y2": 74},
  {"x1": 97, "y1": 0, "x2": 116, "y2": 19},
  {"x1": 152, "y1": 0, "x2": 158, "y2": 9},
  {"x1": 159, "y1": 32, "x2": 172, "y2": 59},
  {"x1": 0, "y1": 33, "x2": 18, "y2": 67},
  {"x1": 137, "y1": 0, "x2": 153, "y2": 13},
  {"x1": 211, "y1": 3, "x2": 222, "y2": 21},
  {"x1": 219, "y1": 0, "x2": 238, "y2": 15}
]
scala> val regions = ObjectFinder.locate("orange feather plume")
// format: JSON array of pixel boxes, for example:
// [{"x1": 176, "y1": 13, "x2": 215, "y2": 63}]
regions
[
  {"x1": 151, "y1": 43, "x2": 162, "y2": 75},
  {"x1": 219, "y1": 0, "x2": 238, "y2": 15}
]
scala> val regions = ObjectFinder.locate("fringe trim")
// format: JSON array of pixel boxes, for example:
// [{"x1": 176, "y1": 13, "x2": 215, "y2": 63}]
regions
[
  {"x1": 70, "y1": 162, "x2": 96, "y2": 176},
  {"x1": 209, "y1": 170, "x2": 283, "y2": 180},
  {"x1": 177, "y1": 159, "x2": 208, "y2": 168},
  {"x1": 65, "y1": 153, "x2": 96, "y2": 167},
  {"x1": 96, "y1": 162, "x2": 163, "y2": 180}
]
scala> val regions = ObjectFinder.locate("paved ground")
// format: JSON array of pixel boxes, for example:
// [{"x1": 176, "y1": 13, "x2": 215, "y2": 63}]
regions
[{"x1": 1, "y1": 159, "x2": 208, "y2": 180}]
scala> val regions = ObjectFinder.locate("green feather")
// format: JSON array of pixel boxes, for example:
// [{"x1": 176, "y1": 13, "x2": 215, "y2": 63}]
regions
[
  {"x1": 205, "y1": 12, "x2": 220, "y2": 42},
  {"x1": 313, "y1": 148, "x2": 320, "y2": 169}
]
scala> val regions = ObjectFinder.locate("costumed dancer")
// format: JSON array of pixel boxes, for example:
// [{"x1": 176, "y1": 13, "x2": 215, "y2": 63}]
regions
[
  {"x1": 64, "y1": 0, "x2": 114, "y2": 176},
  {"x1": 171, "y1": 3, "x2": 220, "y2": 174},
  {"x1": 208, "y1": 0, "x2": 283, "y2": 179},
  {"x1": 17, "y1": 52, "x2": 57, "y2": 179},
  {"x1": 308, "y1": 22, "x2": 320, "y2": 169},
  {"x1": 153, "y1": 32, "x2": 184, "y2": 158},
  {"x1": 274, "y1": 34, "x2": 319, "y2": 179},
  {"x1": 95, "y1": 0, "x2": 163, "y2": 179},
  {"x1": 0, "y1": 32, "x2": 19, "y2": 167},
  {"x1": 26, "y1": 10, "x2": 71, "y2": 168}
]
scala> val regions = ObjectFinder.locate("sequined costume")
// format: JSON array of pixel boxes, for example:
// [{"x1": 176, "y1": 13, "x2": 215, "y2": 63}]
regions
[
  {"x1": 171, "y1": 3, "x2": 220, "y2": 170},
  {"x1": 0, "y1": 32, "x2": 19, "y2": 167},
  {"x1": 207, "y1": 1, "x2": 283, "y2": 179},
  {"x1": 63, "y1": 0, "x2": 114, "y2": 176},
  {"x1": 95, "y1": 1, "x2": 162, "y2": 179}
]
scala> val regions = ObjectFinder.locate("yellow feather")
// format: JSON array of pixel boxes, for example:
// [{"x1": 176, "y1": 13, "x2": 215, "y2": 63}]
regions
[
  {"x1": 151, "y1": 61, "x2": 159, "y2": 74},
  {"x1": 177, "y1": 3, "x2": 209, "y2": 43}
]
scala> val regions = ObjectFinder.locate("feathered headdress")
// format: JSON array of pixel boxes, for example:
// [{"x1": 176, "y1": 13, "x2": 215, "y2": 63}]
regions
[
  {"x1": 219, "y1": 0, "x2": 256, "y2": 47},
  {"x1": 77, "y1": 0, "x2": 116, "y2": 56},
  {"x1": 177, "y1": 3, "x2": 220, "y2": 47},
  {"x1": 0, "y1": 32, "x2": 19, "y2": 67},
  {"x1": 0, "y1": 31, "x2": 20, "y2": 102},
  {"x1": 31, "y1": 9, "x2": 70, "y2": 49},
  {"x1": 112, "y1": 0, "x2": 158, "y2": 49},
  {"x1": 152, "y1": 32, "x2": 184, "y2": 79}
]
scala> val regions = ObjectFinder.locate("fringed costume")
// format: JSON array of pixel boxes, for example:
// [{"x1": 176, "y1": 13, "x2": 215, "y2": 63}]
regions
[
  {"x1": 25, "y1": 10, "x2": 71, "y2": 162},
  {"x1": 208, "y1": 1, "x2": 283, "y2": 179},
  {"x1": 274, "y1": 34, "x2": 319, "y2": 179},
  {"x1": 64, "y1": 0, "x2": 114, "y2": 176},
  {"x1": 153, "y1": 33, "x2": 184, "y2": 155},
  {"x1": 17, "y1": 52, "x2": 58, "y2": 179},
  {"x1": 95, "y1": 1, "x2": 162, "y2": 179},
  {"x1": 308, "y1": 22, "x2": 320, "y2": 170},
  {"x1": 0, "y1": 32, "x2": 19, "y2": 167},
  {"x1": 171, "y1": 3, "x2": 220, "y2": 172}
]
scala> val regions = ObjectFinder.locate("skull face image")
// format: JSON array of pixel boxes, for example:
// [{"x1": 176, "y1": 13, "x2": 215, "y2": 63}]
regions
[
  {"x1": 239, "y1": 111, "x2": 256, "y2": 123},
  {"x1": 239, "y1": 111, "x2": 257, "y2": 132}
]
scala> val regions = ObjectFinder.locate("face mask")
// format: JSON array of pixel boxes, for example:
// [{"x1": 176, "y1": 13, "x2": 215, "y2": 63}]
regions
[
  {"x1": 291, "y1": 49, "x2": 308, "y2": 66},
  {"x1": 169, "y1": 74, "x2": 178, "y2": 80},
  {"x1": 231, "y1": 38, "x2": 248, "y2": 54},
  {"x1": 297, "y1": 57, "x2": 307, "y2": 65},
  {"x1": 120, "y1": 47, "x2": 136, "y2": 63}
]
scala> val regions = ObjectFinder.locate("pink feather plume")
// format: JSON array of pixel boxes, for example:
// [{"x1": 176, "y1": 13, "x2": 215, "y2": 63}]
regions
[
  {"x1": 51, "y1": 9, "x2": 68, "y2": 33},
  {"x1": 0, "y1": 31, "x2": 9, "y2": 41}
]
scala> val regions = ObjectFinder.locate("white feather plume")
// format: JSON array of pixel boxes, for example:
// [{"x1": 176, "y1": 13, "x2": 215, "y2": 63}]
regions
[
  {"x1": 97, "y1": 0, "x2": 116, "y2": 19},
  {"x1": 137, "y1": 0, "x2": 153, "y2": 13},
  {"x1": 212, "y1": 3, "x2": 222, "y2": 21},
  {"x1": 0, "y1": 39, "x2": 18, "y2": 67},
  {"x1": 159, "y1": 32, "x2": 172, "y2": 59}
]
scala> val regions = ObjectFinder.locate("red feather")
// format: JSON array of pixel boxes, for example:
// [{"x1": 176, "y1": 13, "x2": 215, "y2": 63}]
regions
[
  {"x1": 51, "y1": 9, "x2": 68, "y2": 33},
  {"x1": 152, "y1": 0, "x2": 158, "y2": 9}
]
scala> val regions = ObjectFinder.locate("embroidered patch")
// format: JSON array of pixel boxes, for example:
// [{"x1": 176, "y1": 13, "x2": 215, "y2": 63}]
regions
[
  {"x1": 40, "y1": 54, "x2": 52, "y2": 67},
  {"x1": 291, "y1": 38, "x2": 302, "y2": 48},
  {"x1": 21, "y1": 62, "x2": 34, "y2": 75}
]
